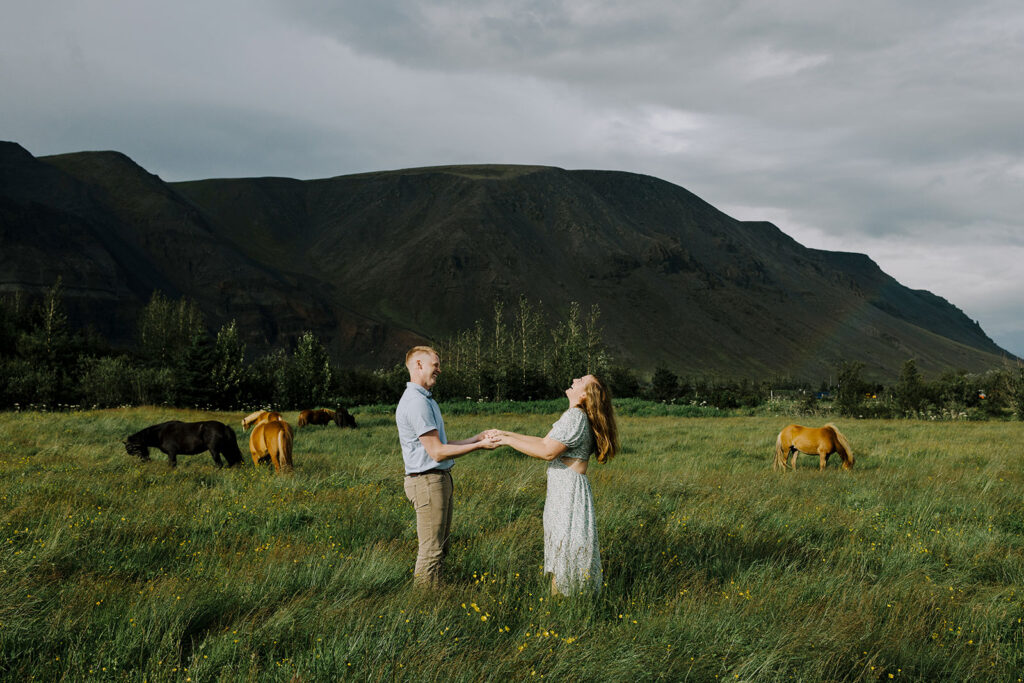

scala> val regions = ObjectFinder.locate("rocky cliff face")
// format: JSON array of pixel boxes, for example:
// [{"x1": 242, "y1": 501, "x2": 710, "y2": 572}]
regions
[{"x1": 0, "y1": 141, "x2": 1011, "y2": 378}]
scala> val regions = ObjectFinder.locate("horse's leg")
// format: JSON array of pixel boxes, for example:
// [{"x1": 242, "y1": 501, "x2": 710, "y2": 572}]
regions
[
  {"x1": 167, "y1": 450, "x2": 178, "y2": 468},
  {"x1": 819, "y1": 449, "x2": 829, "y2": 471},
  {"x1": 250, "y1": 438, "x2": 262, "y2": 467},
  {"x1": 789, "y1": 447, "x2": 798, "y2": 470},
  {"x1": 210, "y1": 448, "x2": 224, "y2": 468},
  {"x1": 250, "y1": 428, "x2": 266, "y2": 468}
]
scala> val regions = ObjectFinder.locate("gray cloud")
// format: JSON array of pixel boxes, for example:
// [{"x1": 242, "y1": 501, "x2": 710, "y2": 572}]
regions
[{"x1": 2, "y1": 0, "x2": 1023, "y2": 356}]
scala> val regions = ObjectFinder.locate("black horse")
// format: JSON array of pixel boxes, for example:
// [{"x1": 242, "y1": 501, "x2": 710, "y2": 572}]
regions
[
  {"x1": 333, "y1": 407, "x2": 357, "y2": 429},
  {"x1": 124, "y1": 420, "x2": 243, "y2": 468}
]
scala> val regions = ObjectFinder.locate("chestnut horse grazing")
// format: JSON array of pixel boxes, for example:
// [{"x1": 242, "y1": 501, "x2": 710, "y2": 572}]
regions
[
  {"x1": 247, "y1": 411, "x2": 294, "y2": 473},
  {"x1": 774, "y1": 423, "x2": 854, "y2": 471},
  {"x1": 250, "y1": 420, "x2": 294, "y2": 473}
]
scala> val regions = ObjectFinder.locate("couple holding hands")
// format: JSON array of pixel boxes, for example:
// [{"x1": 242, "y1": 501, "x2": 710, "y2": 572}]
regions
[{"x1": 396, "y1": 346, "x2": 619, "y2": 594}]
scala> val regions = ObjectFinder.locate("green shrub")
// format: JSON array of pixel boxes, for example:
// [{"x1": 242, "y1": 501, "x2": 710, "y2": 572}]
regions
[
  {"x1": 833, "y1": 361, "x2": 869, "y2": 417},
  {"x1": 78, "y1": 356, "x2": 138, "y2": 408}
]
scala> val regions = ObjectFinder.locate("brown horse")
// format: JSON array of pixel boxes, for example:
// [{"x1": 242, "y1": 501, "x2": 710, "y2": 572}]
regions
[
  {"x1": 297, "y1": 408, "x2": 334, "y2": 427},
  {"x1": 297, "y1": 408, "x2": 358, "y2": 428},
  {"x1": 774, "y1": 423, "x2": 854, "y2": 471},
  {"x1": 247, "y1": 411, "x2": 294, "y2": 473},
  {"x1": 242, "y1": 410, "x2": 281, "y2": 431}
]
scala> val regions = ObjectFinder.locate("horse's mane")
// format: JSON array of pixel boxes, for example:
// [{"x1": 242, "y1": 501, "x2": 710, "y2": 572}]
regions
[
  {"x1": 242, "y1": 410, "x2": 280, "y2": 430},
  {"x1": 825, "y1": 423, "x2": 854, "y2": 461},
  {"x1": 125, "y1": 422, "x2": 172, "y2": 450},
  {"x1": 242, "y1": 411, "x2": 265, "y2": 430}
]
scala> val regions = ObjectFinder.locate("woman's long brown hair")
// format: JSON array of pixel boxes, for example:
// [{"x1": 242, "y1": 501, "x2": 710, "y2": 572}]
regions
[{"x1": 582, "y1": 376, "x2": 619, "y2": 464}]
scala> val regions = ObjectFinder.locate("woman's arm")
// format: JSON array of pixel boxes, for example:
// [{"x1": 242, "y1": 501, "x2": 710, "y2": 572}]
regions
[{"x1": 492, "y1": 430, "x2": 567, "y2": 461}]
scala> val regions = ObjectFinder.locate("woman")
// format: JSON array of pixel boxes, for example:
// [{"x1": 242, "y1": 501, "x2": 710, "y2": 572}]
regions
[{"x1": 490, "y1": 374, "x2": 619, "y2": 594}]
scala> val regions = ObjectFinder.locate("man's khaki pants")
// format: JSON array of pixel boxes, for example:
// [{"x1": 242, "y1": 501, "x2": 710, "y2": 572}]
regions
[{"x1": 403, "y1": 470, "x2": 453, "y2": 586}]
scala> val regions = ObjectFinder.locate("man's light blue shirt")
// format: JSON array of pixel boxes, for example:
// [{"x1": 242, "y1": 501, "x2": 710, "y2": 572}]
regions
[{"x1": 396, "y1": 382, "x2": 451, "y2": 475}]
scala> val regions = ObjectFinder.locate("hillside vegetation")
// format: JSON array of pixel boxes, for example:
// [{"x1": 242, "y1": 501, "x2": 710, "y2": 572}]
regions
[{"x1": 1, "y1": 408, "x2": 1021, "y2": 680}]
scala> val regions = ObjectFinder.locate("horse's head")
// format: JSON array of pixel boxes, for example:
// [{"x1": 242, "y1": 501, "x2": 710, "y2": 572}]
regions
[
  {"x1": 242, "y1": 410, "x2": 267, "y2": 431},
  {"x1": 123, "y1": 438, "x2": 150, "y2": 460}
]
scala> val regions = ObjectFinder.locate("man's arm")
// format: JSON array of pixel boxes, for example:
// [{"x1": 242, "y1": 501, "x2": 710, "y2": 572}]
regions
[
  {"x1": 419, "y1": 430, "x2": 496, "y2": 462},
  {"x1": 448, "y1": 430, "x2": 490, "y2": 446}
]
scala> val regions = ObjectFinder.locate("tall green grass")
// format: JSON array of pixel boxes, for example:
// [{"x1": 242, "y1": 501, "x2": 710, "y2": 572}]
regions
[{"x1": 1, "y1": 408, "x2": 1022, "y2": 681}]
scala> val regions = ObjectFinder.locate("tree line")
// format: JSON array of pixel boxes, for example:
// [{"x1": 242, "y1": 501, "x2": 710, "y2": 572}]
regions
[
  {"x1": 0, "y1": 282, "x2": 617, "y2": 410},
  {"x1": 828, "y1": 358, "x2": 1024, "y2": 420},
  {"x1": 1, "y1": 280, "x2": 1022, "y2": 419},
  {"x1": 644, "y1": 359, "x2": 1024, "y2": 420},
  {"x1": 0, "y1": 282, "x2": 355, "y2": 410}
]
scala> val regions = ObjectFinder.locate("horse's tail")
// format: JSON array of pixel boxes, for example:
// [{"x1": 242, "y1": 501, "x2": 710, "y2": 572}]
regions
[
  {"x1": 826, "y1": 423, "x2": 854, "y2": 470},
  {"x1": 278, "y1": 426, "x2": 294, "y2": 473},
  {"x1": 773, "y1": 429, "x2": 788, "y2": 471}
]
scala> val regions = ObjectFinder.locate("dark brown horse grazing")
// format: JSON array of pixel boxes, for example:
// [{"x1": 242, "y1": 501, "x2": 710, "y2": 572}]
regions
[
  {"x1": 333, "y1": 407, "x2": 357, "y2": 428},
  {"x1": 774, "y1": 423, "x2": 854, "y2": 471},
  {"x1": 298, "y1": 408, "x2": 357, "y2": 429},
  {"x1": 297, "y1": 409, "x2": 334, "y2": 427},
  {"x1": 124, "y1": 421, "x2": 243, "y2": 468}
]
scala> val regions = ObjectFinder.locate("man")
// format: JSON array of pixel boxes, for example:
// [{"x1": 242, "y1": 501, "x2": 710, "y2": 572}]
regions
[{"x1": 396, "y1": 345, "x2": 496, "y2": 586}]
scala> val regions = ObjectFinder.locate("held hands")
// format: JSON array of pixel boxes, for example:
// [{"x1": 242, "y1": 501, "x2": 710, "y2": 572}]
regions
[
  {"x1": 483, "y1": 429, "x2": 513, "y2": 447},
  {"x1": 476, "y1": 429, "x2": 510, "y2": 449},
  {"x1": 476, "y1": 430, "x2": 501, "y2": 450}
]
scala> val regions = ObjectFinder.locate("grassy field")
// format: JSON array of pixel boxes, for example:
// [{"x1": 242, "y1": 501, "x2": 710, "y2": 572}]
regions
[{"x1": 0, "y1": 407, "x2": 1022, "y2": 681}]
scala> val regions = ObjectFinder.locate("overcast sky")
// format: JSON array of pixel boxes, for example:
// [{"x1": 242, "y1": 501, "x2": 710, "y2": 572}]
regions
[{"x1": 3, "y1": 0, "x2": 1023, "y2": 358}]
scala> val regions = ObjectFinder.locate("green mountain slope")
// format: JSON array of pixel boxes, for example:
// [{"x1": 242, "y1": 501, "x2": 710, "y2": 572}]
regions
[{"x1": 0, "y1": 141, "x2": 1013, "y2": 379}]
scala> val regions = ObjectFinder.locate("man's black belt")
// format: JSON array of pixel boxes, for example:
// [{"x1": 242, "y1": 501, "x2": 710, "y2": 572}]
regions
[{"x1": 406, "y1": 468, "x2": 450, "y2": 477}]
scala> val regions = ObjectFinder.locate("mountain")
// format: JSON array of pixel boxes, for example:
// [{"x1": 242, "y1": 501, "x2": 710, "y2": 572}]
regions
[
  {"x1": 0, "y1": 142, "x2": 420, "y2": 364},
  {"x1": 0, "y1": 141, "x2": 1013, "y2": 379}
]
